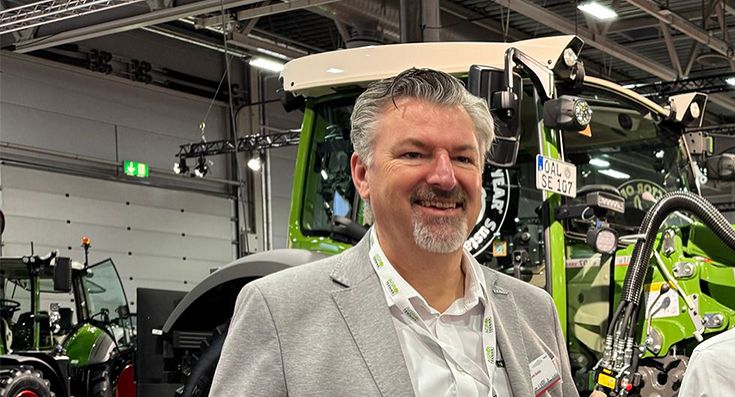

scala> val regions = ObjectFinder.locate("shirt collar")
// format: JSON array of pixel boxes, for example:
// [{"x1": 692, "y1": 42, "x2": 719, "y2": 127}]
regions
[{"x1": 369, "y1": 226, "x2": 488, "y2": 312}]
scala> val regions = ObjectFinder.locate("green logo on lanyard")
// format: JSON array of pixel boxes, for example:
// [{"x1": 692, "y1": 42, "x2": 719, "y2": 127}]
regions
[
  {"x1": 485, "y1": 347, "x2": 495, "y2": 363},
  {"x1": 373, "y1": 254, "x2": 384, "y2": 268},
  {"x1": 484, "y1": 317, "x2": 493, "y2": 333},
  {"x1": 403, "y1": 307, "x2": 420, "y2": 322},
  {"x1": 386, "y1": 279, "x2": 399, "y2": 295}
]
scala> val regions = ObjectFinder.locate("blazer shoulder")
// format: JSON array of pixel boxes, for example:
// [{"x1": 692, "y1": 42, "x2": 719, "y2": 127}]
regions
[{"x1": 249, "y1": 252, "x2": 343, "y2": 293}]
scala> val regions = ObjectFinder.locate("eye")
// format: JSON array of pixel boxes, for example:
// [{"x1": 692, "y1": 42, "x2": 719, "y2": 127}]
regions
[
  {"x1": 402, "y1": 152, "x2": 422, "y2": 159},
  {"x1": 456, "y1": 156, "x2": 473, "y2": 164}
]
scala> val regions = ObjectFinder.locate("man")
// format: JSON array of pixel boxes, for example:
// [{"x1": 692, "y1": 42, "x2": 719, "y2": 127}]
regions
[
  {"x1": 210, "y1": 68, "x2": 579, "y2": 396},
  {"x1": 677, "y1": 327, "x2": 735, "y2": 396}
]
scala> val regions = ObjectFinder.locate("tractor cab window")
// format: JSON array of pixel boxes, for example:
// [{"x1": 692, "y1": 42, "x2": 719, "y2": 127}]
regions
[
  {"x1": 81, "y1": 259, "x2": 133, "y2": 347},
  {"x1": 300, "y1": 97, "x2": 356, "y2": 236}
]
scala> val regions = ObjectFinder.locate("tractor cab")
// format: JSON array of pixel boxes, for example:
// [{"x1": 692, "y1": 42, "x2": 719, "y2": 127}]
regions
[
  {"x1": 0, "y1": 238, "x2": 135, "y2": 397},
  {"x1": 281, "y1": 35, "x2": 730, "y2": 396}
]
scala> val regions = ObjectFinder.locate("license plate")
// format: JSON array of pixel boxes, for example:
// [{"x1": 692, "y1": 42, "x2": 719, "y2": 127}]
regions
[{"x1": 535, "y1": 155, "x2": 577, "y2": 198}]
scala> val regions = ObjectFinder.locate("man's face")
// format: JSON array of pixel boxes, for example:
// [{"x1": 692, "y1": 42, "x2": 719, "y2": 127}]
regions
[{"x1": 351, "y1": 98, "x2": 484, "y2": 254}]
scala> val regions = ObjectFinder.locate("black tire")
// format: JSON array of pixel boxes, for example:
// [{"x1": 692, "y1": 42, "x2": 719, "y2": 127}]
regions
[
  {"x1": 89, "y1": 364, "x2": 111, "y2": 397},
  {"x1": 0, "y1": 365, "x2": 55, "y2": 397},
  {"x1": 177, "y1": 320, "x2": 230, "y2": 397}
]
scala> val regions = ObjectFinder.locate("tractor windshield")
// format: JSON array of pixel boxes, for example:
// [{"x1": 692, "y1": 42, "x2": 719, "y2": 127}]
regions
[{"x1": 81, "y1": 259, "x2": 134, "y2": 348}]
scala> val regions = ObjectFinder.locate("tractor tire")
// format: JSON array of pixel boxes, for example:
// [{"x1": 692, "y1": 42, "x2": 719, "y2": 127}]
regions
[
  {"x1": 89, "y1": 365, "x2": 112, "y2": 397},
  {"x1": 0, "y1": 365, "x2": 55, "y2": 397},
  {"x1": 177, "y1": 320, "x2": 230, "y2": 397}
]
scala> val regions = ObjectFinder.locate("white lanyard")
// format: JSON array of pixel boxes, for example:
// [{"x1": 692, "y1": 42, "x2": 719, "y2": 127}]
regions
[{"x1": 368, "y1": 228, "x2": 498, "y2": 391}]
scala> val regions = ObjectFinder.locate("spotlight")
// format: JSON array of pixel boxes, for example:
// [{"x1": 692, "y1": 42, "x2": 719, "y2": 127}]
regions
[
  {"x1": 173, "y1": 158, "x2": 189, "y2": 175},
  {"x1": 194, "y1": 157, "x2": 209, "y2": 178},
  {"x1": 248, "y1": 152, "x2": 262, "y2": 171}
]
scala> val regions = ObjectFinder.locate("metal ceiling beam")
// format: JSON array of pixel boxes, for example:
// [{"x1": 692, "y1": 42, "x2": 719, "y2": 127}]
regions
[
  {"x1": 195, "y1": 0, "x2": 340, "y2": 29},
  {"x1": 660, "y1": 22, "x2": 683, "y2": 76},
  {"x1": 493, "y1": 0, "x2": 677, "y2": 80},
  {"x1": 12, "y1": 0, "x2": 265, "y2": 53},
  {"x1": 715, "y1": 1, "x2": 735, "y2": 70},
  {"x1": 439, "y1": 0, "x2": 527, "y2": 40},
  {"x1": 626, "y1": 0, "x2": 735, "y2": 61},
  {"x1": 491, "y1": 0, "x2": 735, "y2": 112}
]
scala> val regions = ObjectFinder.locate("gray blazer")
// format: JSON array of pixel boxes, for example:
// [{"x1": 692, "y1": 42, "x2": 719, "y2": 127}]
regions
[{"x1": 210, "y1": 237, "x2": 579, "y2": 397}]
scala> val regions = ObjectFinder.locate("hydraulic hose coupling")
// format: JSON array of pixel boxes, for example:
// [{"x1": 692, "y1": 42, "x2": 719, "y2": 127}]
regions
[
  {"x1": 620, "y1": 191, "x2": 735, "y2": 306},
  {"x1": 601, "y1": 335, "x2": 614, "y2": 367},
  {"x1": 622, "y1": 337, "x2": 635, "y2": 367}
]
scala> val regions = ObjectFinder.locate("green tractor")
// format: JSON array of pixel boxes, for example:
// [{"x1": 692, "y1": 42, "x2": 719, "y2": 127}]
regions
[
  {"x1": 161, "y1": 35, "x2": 734, "y2": 397},
  {"x1": 0, "y1": 235, "x2": 135, "y2": 397}
]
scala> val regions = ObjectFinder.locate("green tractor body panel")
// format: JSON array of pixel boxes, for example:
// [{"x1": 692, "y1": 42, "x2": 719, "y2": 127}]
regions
[{"x1": 63, "y1": 323, "x2": 105, "y2": 367}]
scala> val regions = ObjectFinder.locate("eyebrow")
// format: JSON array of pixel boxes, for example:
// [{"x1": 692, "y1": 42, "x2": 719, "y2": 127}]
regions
[{"x1": 397, "y1": 138, "x2": 478, "y2": 153}]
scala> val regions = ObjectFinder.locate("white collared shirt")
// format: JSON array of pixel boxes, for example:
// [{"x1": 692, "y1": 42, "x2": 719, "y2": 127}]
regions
[{"x1": 370, "y1": 230, "x2": 513, "y2": 397}]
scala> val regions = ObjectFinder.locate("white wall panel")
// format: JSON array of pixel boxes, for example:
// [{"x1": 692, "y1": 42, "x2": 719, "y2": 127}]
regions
[
  {"x1": 1, "y1": 166, "x2": 236, "y2": 312},
  {"x1": 0, "y1": 102, "x2": 117, "y2": 160},
  {"x1": 0, "y1": 54, "x2": 228, "y2": 143}
]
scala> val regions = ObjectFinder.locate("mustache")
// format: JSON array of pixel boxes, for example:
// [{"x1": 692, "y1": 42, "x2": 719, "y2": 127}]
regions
[{"x1": 410, "y1": 186, "x2": 467, "y2": 205}]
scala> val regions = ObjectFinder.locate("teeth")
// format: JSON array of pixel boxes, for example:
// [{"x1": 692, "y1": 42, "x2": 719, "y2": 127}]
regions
[{"x1": 419, "y1": 200, "x2": 457, "y2": 209}]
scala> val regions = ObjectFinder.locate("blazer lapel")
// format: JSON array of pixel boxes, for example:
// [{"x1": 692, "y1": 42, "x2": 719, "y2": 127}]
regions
[
  {"x1": 330, "y1": 237, "x2": 415, "y2": 397},
  {"x1": 485, "y1": 271, "x2": 535, "y2": 396}
]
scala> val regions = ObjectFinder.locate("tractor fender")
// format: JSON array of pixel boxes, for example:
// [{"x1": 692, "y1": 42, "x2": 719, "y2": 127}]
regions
[
  {"x1": 0, "y1": 353, "x2": 70, "y2": 396},
  {"x1": 162, "y1": 249, "x2": 327, "y2": 333}
]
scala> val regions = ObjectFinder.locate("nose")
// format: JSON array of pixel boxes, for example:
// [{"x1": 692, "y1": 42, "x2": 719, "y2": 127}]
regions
[{"x1": 426, "y1": 152, "x2": 457, "y2": 191}]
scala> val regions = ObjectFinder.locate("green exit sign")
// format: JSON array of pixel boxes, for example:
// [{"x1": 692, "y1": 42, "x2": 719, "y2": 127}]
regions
[{"x1": 124, "y1": 160, "x2": 149, "y2": 178}]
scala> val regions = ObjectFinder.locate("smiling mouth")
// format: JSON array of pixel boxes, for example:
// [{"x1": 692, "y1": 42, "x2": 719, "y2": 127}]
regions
[{"x1": 414, "y1": 200, "x2": 463, "y2": 210}]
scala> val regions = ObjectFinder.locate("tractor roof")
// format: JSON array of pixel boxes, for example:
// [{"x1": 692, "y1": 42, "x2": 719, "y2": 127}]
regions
[{"x1": 281, "y1": 36, "x2": 581, "y2": 98}]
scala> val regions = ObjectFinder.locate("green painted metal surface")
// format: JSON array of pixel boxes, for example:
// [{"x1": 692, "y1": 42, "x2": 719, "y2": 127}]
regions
[{"x1": 63, "y1": 323, "x2": 104, "y2": 367}]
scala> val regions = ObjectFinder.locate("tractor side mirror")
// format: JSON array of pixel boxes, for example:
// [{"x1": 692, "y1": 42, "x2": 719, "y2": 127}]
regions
[
  {"x1": 52, "y1": 257, "x2": 73, "y2": 293},
  {"x1": 468, "y1": 65, "x2": 523, "y2": 168}
]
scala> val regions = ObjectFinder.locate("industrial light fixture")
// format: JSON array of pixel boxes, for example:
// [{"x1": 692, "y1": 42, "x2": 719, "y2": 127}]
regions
[
  {"x1": 247, "y1": 152, "x2": 262, "y2": 171},
  {"x1": 726, "y1": 77, "x2": 735, "y2": 86},
  {"x1": 578, "y1": 2, "x2": 618, "y2": 20},
  {"x1": 249, "y1": 57, "x2": 285, "y2": 73},
  {"x1": 589, "y1": 158, "x2": 610, "y2": 167},
  {"x1": 194, "y1": 157, "x2": 209, "y2": 178},
  {"x1": 173, "y1": 157, "x2": 189, "y2": 175}
]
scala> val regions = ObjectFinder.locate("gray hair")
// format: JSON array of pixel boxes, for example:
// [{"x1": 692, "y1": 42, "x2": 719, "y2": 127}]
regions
[{"x1": 350, "y1": 68, "x2": 495, "y2": 167}]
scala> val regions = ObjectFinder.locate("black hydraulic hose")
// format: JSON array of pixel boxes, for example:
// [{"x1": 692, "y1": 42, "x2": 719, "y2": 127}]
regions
[
  {"x1": 607, "y1": 301, "x2": 625, "y2": 335},
  {"x1": 621, "y1": 191, "x2": 735, "y2": 305},
  {"x1": 626, "y1": 304, "x2": 639, "y2": 338}
]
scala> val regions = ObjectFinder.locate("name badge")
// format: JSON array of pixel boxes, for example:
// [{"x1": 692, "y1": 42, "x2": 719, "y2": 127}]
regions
[{"x1": 529, "y1": 352, "x2": 561, "y2": 397}]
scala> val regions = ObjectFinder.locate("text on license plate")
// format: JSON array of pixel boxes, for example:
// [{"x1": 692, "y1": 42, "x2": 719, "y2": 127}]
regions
[{"x1": 535, "y1": 155, "x2": 577, "y2": 198}]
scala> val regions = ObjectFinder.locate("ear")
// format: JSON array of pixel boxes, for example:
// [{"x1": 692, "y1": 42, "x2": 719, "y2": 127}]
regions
[{"x1": 351, "y1": 153, "x2": 370, "y2": 201}]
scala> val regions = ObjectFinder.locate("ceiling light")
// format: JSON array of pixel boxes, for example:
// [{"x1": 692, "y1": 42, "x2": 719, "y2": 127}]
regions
[
  {"x1": 249, "y1": 57, "x2": 284, "y2": 73},
  {"x1": 590, "y1": 158, "x2": 610, "y2": 167},
  {"x1": 599, "y1": 169, "x2": 630, "y2": 179},
  {"x1": 248, "y1": 152, "x2": 262, "y2": 171},
  {"x1": 578, "y1": 2, "x2": 618, "y2": 20},
  {"x1": 727, "y1": 77, "x2": 735, "y2": 86},
  {"x1": 173, "y1": 158, "x2": 189, "y2": 175},
  {"x1": 194, "y1": 157, "x2": 209, "y2": 178}
]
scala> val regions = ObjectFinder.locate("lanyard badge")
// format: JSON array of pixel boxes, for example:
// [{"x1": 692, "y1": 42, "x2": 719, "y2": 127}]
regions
[{"x1": 368, "y1": 228, "x2": 498, "y2": 389}]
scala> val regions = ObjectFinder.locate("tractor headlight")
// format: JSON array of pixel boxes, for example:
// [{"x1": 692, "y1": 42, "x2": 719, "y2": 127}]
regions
[{"x1": 587, "y1": 223, "x2": 619, "y2": 254}]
